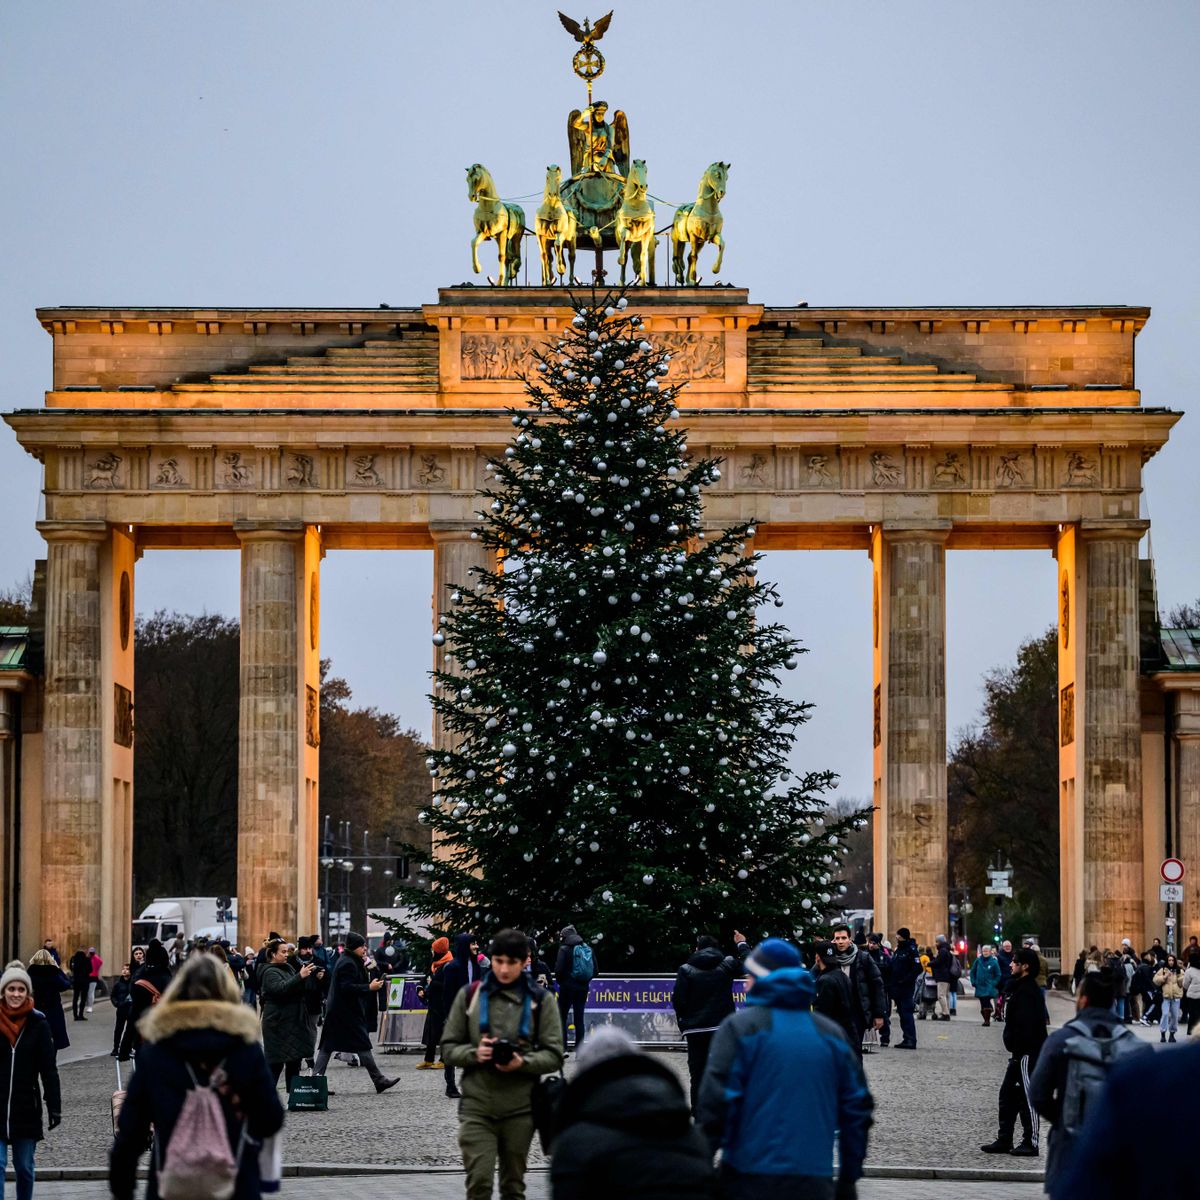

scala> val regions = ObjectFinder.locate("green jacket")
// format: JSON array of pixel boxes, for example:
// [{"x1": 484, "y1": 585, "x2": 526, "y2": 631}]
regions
[
  {"x1": 441, "y1": 977, "x2": 564, "y2": 1115},
  {"x1": 260, "y1": 961, "x2": 317, "y2": 1064}
]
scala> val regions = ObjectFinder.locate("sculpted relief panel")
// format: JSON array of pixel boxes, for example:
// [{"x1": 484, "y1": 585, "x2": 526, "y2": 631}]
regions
[
  {"x1": 461, "y1": 334, "x2": 540, "y2": 380},
  {"x1": 656, "y1": 332, "x2": 725, "y2": 381}
]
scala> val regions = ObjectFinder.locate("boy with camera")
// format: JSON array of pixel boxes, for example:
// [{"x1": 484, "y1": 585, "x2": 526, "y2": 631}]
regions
[{"x1": 442, "y1": 928, "x2": 565, "y2": 1199}]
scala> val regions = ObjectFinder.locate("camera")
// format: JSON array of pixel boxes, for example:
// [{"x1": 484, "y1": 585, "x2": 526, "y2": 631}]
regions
[{"x1": 490, "y1": 1038, "x2": 520, "y2": 1067}]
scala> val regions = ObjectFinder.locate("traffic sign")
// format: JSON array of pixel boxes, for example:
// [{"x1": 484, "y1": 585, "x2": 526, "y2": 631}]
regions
[
  {"x1": 1160, "y1": 883, "x2": 1184, "y2": 903},
  {"x1": 1160, "y1": 858, "x2": 1185, "y2": 884},
  {"x1": 985, "y1": 885, "x2": 1013, "y2": 897}
]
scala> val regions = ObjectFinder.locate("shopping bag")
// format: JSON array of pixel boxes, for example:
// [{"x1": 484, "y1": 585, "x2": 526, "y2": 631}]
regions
[{"x1": 287, "y1": 1075, "x2": 328, "y2": 1112}]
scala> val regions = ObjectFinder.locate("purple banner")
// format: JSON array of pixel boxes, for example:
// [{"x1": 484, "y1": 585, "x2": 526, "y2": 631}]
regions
[{"x1": 587, "y1": 978, "x2": 747, "y2": 1010}]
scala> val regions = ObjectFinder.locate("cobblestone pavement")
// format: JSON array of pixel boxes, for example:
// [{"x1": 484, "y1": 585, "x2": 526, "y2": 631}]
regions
[
  {"x1": 33, "y1": 989, "x2": 1176, "y2": 1182},
  {"x1": 22, "y1": 1176, "x2": 1044, "y2": 1199}
]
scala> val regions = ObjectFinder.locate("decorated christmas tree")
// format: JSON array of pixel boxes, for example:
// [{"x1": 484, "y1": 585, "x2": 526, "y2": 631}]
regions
[{"x1": 392, "y1": 293, "x2": 862, "y2": 968}]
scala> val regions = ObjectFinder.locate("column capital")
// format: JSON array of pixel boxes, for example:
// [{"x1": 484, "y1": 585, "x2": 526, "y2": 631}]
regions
[
  {"x1": 37, "y1": 520, "x2": 108, "y2": 544},
  {"x1": 1078, "y1": 518, "x2": 1150, "y2": 543},
  {"x1": 233, "y1": 519, "x2": 307, "y2": 544},
  {"x1": 880, "y1": 520, "x2": 952, "y2": 545},
  {"x1": 428, "y1": 522, "x2": 481, "y2": 543}
]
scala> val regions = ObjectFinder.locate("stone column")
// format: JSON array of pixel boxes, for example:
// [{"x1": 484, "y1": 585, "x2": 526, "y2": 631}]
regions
[
  {"x1": 39, "y1": 521, "x2": 107, "y2": 952},
  {"x1": 1080, "y1": 525, "x2": 1145, "y2": 950},
  {"x1": 873, "y1": 523, "x2": 949, "y2": 947},
  {"x1": 236, "y1": 523, "x2": 311, "y2": 944},
  {"x1": 1173, "y1": 688, "x2": 1200, "y2": 944},
  {"x1": 0, "y1": 686, "x2": 20, "y2": 963},
  {"x1": 430, "y1": 527, "x2": 494, "y2": 755}
]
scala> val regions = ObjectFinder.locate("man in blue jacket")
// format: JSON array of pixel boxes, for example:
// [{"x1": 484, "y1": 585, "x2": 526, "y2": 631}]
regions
[{"x1": 697, "y1": 938, "x2": 873, "y2": 1200}]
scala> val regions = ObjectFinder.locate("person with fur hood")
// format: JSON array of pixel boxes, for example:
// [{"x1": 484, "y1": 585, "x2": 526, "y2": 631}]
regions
[
  {"x1": 0, "y1": 959, "x2": 61, "y2": 1199},
  {"x1": 109, "y1": 952, "x2": 283, "y2": 1200},
  {"x1": 671, "y1": 931, "x2": 749, "y2": 1113},
  {"x1": 550, "y1": 1025, "x2": 716, "y2": 1199}
]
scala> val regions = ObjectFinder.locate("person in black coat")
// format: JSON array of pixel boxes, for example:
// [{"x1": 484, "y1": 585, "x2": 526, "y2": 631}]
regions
[
  {"x1": 118, "y1": 939, "x2": 173, "y2": 1061},
  {"x1": 865, "y1": 934, "x2": 893, "y2": 1046},
  {"x1": 812, "y1": 940, "x2": 863, "y2": 1056},
  {"x1": 888, "y1": 929, "x2": 921, "y2": 1049},
  {"x1": 26, "y1": 950, "x2": 71, "y2": 1053},
  {"x1": 0, "y1": 960, "x2": 62, "y2": 1197},
  {"x1": 109, "y1": 953, "x2": 283, "y2": 1200},
  {"x1": 312, "y1": 931, "x2": 398, "y2": 1094},
  {"x1": 437, "y1": 932, "x2": 482, "y2": 1100},
  {"x1": 68, "y1": 947, "x2": 91, "y2": 1021},
  {"x1": 981, "y1": 948, "x2": 1048, "y2": 1158},
  {"x1": 550, "y1": 1025, "x2": 716, "y2": 1199},
  {"x1": 670, "y1": 930, "x2": 748, "y2": 1113},
  {"x1": 109, "y1": 963, "x2": 133, "y2": 1057}
]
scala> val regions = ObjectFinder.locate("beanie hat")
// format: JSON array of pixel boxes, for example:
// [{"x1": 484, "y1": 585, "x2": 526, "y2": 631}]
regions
[
  {"x1": 1, "y1": 960, "x2": 32, "y2": 994},
  {"x1": 897, "y1": 927, "x2": 911, "y2": 941},
  {"x1": 745, "y1": 938, "x2": 802, "y2": 978},
  {"x1": 296, "y1": 936, "x2": 314, "y2": 950},
  {"x1": 344, "y1": 931, "x2": 366, "y2": 953},
  {"x1": 431, "y1": 936, "x2": 450, "y2": 956},
  {"x1": 575, "y1": 1024, "x2": 640, "y2": 1072}
]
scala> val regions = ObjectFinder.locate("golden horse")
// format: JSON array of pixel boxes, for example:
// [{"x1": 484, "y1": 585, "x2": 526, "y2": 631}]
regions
[
  {"x1": 467, "y1": 163, "x2": 525, "y2": 287},
  {"x1": 615, "y1": 159, "x2": 656, "y2": 285},
  {"x1": 535, "y1": 164, "x2": 577, "y2": 285},
  {"x1": 671, "y1": 162, "x2": 729, "y2": 286}
]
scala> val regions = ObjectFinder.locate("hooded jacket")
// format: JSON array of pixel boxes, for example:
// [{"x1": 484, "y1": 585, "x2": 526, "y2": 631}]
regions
[
  {"x1": 109, "y1": 998, "x2": 283, "y2": 1200},
  {"x1": 550, "y1": 1053, "x2": 716, "y2": 1198},
  {"x1": 555, "y1": 924, "x2": 596, "y2": 992},
  {"x1": 671, "y1": 941, "x2": 749, "y2": 1034},
  {"x1": 0, "y1": 1007, "x2": 60, "y2": 1142},
  {"x1": 439, "y1": 933, "x2": 481, "y2": 1020},
  {"x1": 696, "y1": 967, "x2": 873, "y2": 1184}
]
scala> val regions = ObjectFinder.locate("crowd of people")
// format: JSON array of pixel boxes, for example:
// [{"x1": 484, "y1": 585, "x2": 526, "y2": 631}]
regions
[
  {"x1": 1068, "y1": 936, "x2": 1200, "y2": 1041},
  {"x1": 1, "y1": 920, "x2": 1198, "y2": 1199}
]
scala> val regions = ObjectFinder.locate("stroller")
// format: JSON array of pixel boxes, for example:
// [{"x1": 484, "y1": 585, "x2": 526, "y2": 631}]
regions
[{"x1": 916, "y1": 971, "x2": 938, "y2": 1020}]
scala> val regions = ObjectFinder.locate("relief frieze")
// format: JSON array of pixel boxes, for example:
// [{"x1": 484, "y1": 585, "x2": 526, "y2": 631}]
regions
[
  {"x1": 461, "y1": 333, "x2": 538, "y2": 380},
  {"x1": 222, "y1": 452, "x2": 252, "y2": 487},
  {"x1": 86, "y1": 452, "x2": 122, "y2": 489},
  {"x1": 154, "y1": 457, "x2": 187, "y2": 487},
  {"x1": 352, "y1": 454, "x2": 384, "y2": 487},
  {"x1": 656, "y1": 332, "x2": 725, "y2": 381}
]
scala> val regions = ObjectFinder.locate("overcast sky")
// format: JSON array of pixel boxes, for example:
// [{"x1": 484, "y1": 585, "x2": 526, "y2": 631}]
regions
[{"x1": 1, "y1": 2, "x2": 1197, "y2": 801}]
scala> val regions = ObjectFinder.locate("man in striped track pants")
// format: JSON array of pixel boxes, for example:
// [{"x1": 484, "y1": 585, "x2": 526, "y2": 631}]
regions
[{"x1": 981, "y1": 947, "x2": 1047, "y2": 1158}]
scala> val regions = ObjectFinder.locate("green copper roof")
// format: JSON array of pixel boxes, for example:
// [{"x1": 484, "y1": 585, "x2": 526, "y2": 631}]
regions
[
  {"x1": 0, "y1": 627, "x2": 29, "y2": 671},
  {"x1": 1159, "y1": 627, "x2": 1200, "y2": 671}
]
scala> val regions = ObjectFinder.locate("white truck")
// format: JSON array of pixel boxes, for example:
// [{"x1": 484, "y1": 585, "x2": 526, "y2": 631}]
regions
[{"x1": 132, "y1": 897, "x2": 238, "y2": 949}]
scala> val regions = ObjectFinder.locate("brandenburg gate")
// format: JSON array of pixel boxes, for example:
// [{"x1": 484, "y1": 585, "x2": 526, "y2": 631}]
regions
[{"x1": 3, "y1": 289, "x2": 1184, "y2": 961}]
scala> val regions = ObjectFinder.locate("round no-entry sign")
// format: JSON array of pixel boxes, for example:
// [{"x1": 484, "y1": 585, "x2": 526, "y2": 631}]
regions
[{"x1": 1161, "y1": 858, "x2": 1185, "y2": 884}]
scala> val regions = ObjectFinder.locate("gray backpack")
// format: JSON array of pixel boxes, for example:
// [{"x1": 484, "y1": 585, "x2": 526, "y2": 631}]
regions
[{"x1": 1059, "y1": 1019, "x2": 1144, "y2": 1137}]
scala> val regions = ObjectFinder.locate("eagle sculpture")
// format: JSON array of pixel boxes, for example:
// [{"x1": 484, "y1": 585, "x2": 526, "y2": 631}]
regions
[{"x1": 557, "y1": 10, "x2": 613, "y2": 46}]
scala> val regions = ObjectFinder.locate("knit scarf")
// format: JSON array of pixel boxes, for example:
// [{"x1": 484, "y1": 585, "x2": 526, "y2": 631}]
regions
[
  {"x1": 0, "y1": 997, "x2": 33, "y2": 1047},
  {"x1": 478, "y1": 973, "x2": 533, "y2": 1040},
  {"x1": 431, "y1": 951, "x2": 453, "y2": 973},
  {"x1": 832, "y1": 946, "x2": 859, "y2": 970}
]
